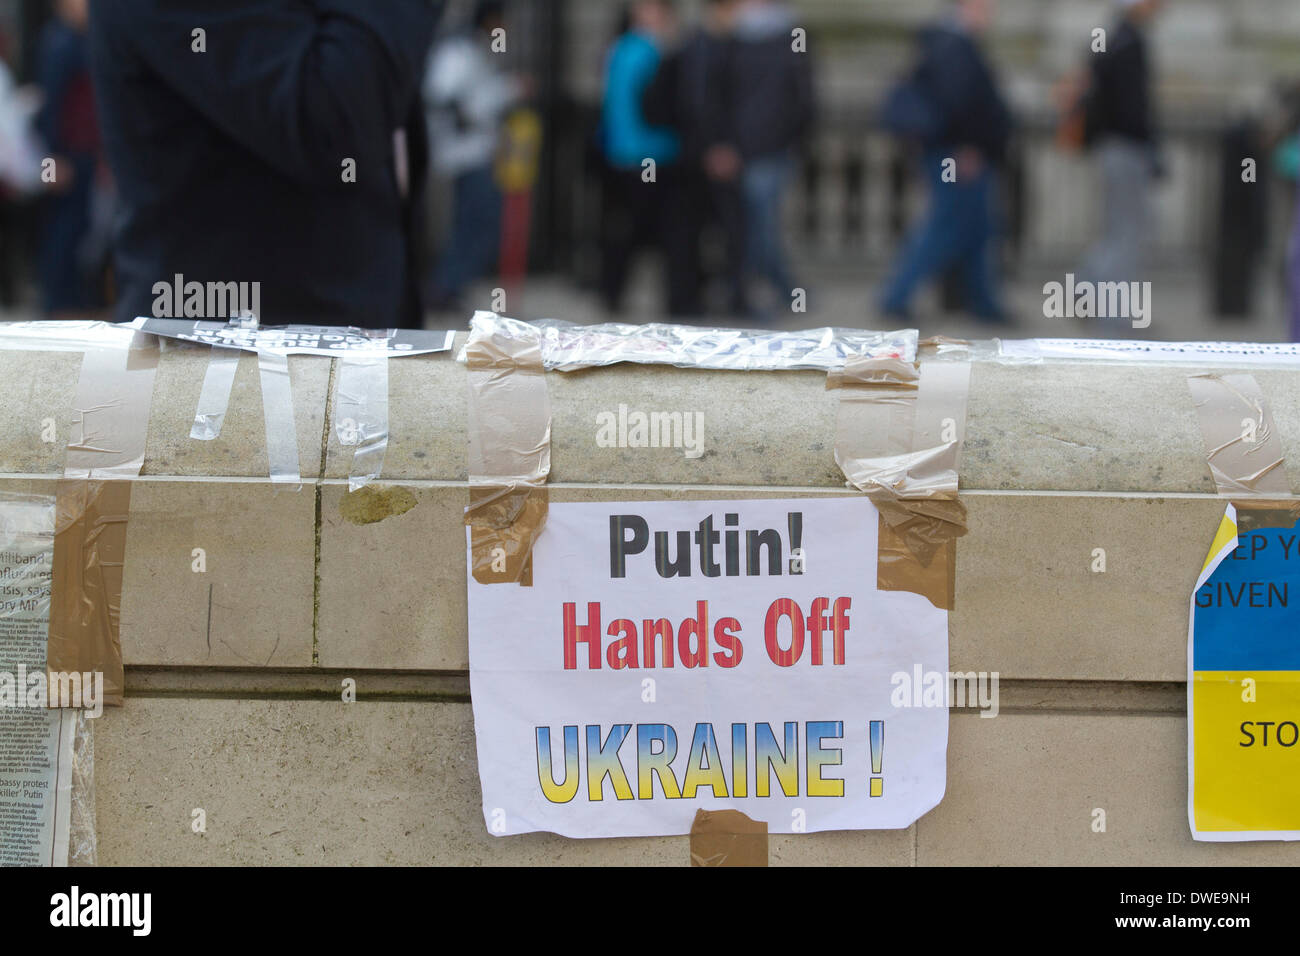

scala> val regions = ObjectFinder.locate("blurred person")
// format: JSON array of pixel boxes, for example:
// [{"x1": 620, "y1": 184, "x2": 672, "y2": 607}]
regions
[
  {"x1": 730, "y1": 0, "x2": 814, "y2": 316},
  {"x1": 35, "y1": 0, "x2": 102, "y2": 316},
  {"x1": 598, "y1": 0, "x2": 695, "y2": 316},
  {"x1": 425, "y1": 0, "x2": 525, "y2": 313},
  {"x1": 879, "y1": 0, "x2": 1012, "y2": 323},
  {"x1": 1283, "y1": 130, "x2": 1300, "y2": 341},
  {"x1": 0, "y1": 36, "x2": 43, "y2": 308},
  {"x1": 648, "y1": 0, "x2": 746, "y2": 317},
  {"x1": 89, "y1": 1, "x2": 442, "y2": 328},
  {"x1": 1077, "y1": 0, "x2": 1164, "y2": 289}
]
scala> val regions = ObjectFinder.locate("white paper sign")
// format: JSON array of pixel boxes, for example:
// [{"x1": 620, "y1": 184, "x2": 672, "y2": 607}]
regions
[{"x1": 467, "y1": 497, "x2": 949, "y2": 838}]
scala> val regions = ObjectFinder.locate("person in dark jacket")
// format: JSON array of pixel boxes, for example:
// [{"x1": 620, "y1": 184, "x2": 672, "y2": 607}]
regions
[
  {"x1": 879, "y1": 0, "x2": 1012, "y2": 322},
  {"x1": 1078, "y1": 0, "x2": 1163, "y2": 288},
  {"x1": 647, "y1": 0, "x2": 746, "y2": 317},
  {"x1": 35, "y1": 0, "x2": 101, "y2": 316},
  {"x1": 88, "y1": 0, "x2": 441, "y2": 328},
  {"x1": 730, "y1": 0, "x2": 813, "y2": 315}
]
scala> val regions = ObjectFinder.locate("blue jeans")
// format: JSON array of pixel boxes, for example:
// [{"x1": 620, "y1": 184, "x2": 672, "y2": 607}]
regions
[
  {"x1": 742, "y1": 152, "x2": 797, "y2": 301},
  {"x1": 880, "y1": 151, "x2": 1005, "y2": 321},
  {"x1": 433, "y1": 165, "x2": 502, "y2": 301}
]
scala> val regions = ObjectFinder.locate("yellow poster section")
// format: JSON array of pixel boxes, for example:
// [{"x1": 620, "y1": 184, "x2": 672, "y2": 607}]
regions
[{"x1": 1193, "y1": 670, "x2": 1300, "y2": 832}]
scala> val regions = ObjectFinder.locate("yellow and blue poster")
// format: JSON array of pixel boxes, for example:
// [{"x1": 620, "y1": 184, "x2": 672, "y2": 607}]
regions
[{"x1": 1189, "y1": 503, "x2": 1300, "y2": 841}]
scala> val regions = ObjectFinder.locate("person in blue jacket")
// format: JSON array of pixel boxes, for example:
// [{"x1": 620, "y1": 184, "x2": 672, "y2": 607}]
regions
[{"x1": 598, "y1": 0, "x2": 699, "y2": 317}]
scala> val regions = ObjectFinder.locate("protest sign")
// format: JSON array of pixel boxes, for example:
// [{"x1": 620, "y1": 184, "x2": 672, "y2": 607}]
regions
[
  {"x1": 1189, "y1": 504, "x2": 1300, "y2": 840},
  {"x1": 467, "y1": 496, "x2": 949, "y2": 838}
]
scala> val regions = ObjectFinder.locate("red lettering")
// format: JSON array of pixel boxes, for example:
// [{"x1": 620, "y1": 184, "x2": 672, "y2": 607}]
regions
[
  {"x1": 713, "y1": 617, "x2": 743, "y2": 667},
  {"x1": 765, "y1": 598, "x2": 803, "y2": 666},
  {"x1": 563, "y1": 602, "x2": 602, "y2": 669}
]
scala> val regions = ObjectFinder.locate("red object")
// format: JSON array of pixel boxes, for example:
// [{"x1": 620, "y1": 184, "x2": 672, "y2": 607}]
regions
[{"x1": 498, "y1": 188, "x2": 532, "y2": 308}]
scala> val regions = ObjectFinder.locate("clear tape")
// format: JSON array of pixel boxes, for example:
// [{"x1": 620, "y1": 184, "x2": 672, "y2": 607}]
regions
[
  {"x1": 334, "y1": 343, "x2": 390, "y2": 492},
  {"x1": 461, "y1": 314, "x2": 918, "y2": 371},
  {"x1": 1187, "y1": 373, "x2": 1291, "y2": 498},
  {"x1": 190, "y1": 346, "x2": 243, "y2": 441},
  {"x1": 68, "y1": 709, "x2": 97, "y2": 866},
  {"x1": 257, "y1": 350, "x2": 301, "y2": 485},
  {"x1": 65, "y1": 331, "x2": 159, "y2": 480},
  {"x1": 831, "y1": 357, "x2": 973, "y2": 610},
  {"x1": 0, "y1": 320, "x2": 140, "y2": 352},
  {"x1": 463, "y1": 315, "x2": 551, "y2": 585}
]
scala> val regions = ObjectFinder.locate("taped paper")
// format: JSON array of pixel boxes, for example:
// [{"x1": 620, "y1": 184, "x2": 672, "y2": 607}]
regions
[
  {"x1": 1005, "y1": 338, "x2": 1300, "y2": 367},
  {"x1": 0, "y1": 493, "x2": 79, "y2": 866},
  {"x1": 1189, "y1": 502, "x2": 1300, "y2": 840},
  {"x1": 831, "y1": 357, "x2": 972, "y2": 610},
  {"x1": 518, "y1": 317, "x2": 917, "y2": 371},
  {"x1": 467, "y1": 496, "x2": 949, "y2": 837},
  {"x1": 334, "y1": 340, "x2": 390, "y2": 492},
  {"x1": 689, "y1": 809, "x2": 768, "y2": 867},
  {"x1": 463, "y1": 314, "x2": 551, "y2": 585},
  {"x1": 1187, "y1": 373, "x2": 1290, "y2": 498},
  {"x1": 141, "y1": 318, "x2": 455, "y2": 356},
  {"x1": 190, "y1": 346, "x2": 242, "y2": 440},
  {"x1": 49, "y1": 329, "x2": 158, "y2": 707},
  {"x1": 256, "y1": 350, "x2": 301, "y2": 485}
]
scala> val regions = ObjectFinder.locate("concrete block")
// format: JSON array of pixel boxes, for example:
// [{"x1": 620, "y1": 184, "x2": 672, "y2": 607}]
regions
[
  {"x1": 93, "y1": 697, "x2": 685, "y2": 865},
  {"x1": 0, "y1": 350, "x2": 82, "y2": 475},
  {"x1": 119, "y1": 480, "x2": 315, "y2": 667},
  {"x1": 952, "y1": 493, "x2": 1226, "y2": 681},
  {"x1": 143, "y1": 342, "x2": 330, "y2": 479},
  {"x1": 916, "y1": 712, "x2": 1300, "y2": 865}
]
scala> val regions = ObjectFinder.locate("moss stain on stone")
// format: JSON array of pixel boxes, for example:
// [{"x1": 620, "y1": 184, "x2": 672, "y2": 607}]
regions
[{"x1": 339, "y1": 485, "x2": 418, "y2": 525}]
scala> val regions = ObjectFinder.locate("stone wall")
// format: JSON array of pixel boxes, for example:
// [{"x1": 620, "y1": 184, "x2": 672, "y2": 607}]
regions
[{"x1": 4, "y1": 333, "x2": 1300, "y2": 864}]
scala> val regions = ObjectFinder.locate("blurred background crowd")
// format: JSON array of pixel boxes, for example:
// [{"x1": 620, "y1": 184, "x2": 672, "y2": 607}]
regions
[{"x1": 0, "y1": 0, "x2": 1299, "y2": 341}]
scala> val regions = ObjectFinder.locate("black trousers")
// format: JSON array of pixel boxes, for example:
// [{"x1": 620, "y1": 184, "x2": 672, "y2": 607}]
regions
[{"x1": 599, "y1": 164, "x2": 702, "y2": 317}]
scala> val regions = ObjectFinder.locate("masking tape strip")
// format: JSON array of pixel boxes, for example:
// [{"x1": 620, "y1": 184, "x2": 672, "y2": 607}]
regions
[
  {"x1": 689, "y1": 808, "x2": 768, "y2": 866},
  {"x1": 257, "y1": 350, "x2": 301, "y2": 485},
  {"x1": 464, "y1": 315, "x2": 551, "y2": 585},
  {"x1": 831, "y1": 357, "x2": 972, "y2": 611},
  {"x1": 190, "y1": 345, "x2": 243, "y2": 440},
  {"x1": 334, "y1": 343, "x2": 390, "y2": 492},
  {"x1": 49, "y1": 330, "x2": 159, "y2": 708},
  {"x1": 1187, "y1": 373, "x2": 1291, "y2": 499}
]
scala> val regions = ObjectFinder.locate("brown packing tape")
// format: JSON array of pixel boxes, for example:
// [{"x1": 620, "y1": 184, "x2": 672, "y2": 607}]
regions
[
  {"x1": 878, "y1": 519, "x2": 956, "y2": 613},
  {"x1": 467, "y1": 484, "x2": 546, "y2": 586},
  {"x1": 832, "y1": 358, "x2": 972, "y2": 610},
  {"x1": 1187, "y1": 373, "x2": 1291, "y2": 498},
  {"x1": 688, "y1": 808, "x2": 768, "y2": 867},
  {"x1": 1234, "y1": 499, "x2": 1300, "y2": 535},
  {"x1": 463, "y1": 319, "x2": 551, "y2": 585},
  {"x1": 48, "y1": 331, "x2": 159, "y2": 708},
  {"x1": 49, "y1": 481, "x2": 131, "y2": 706}
]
